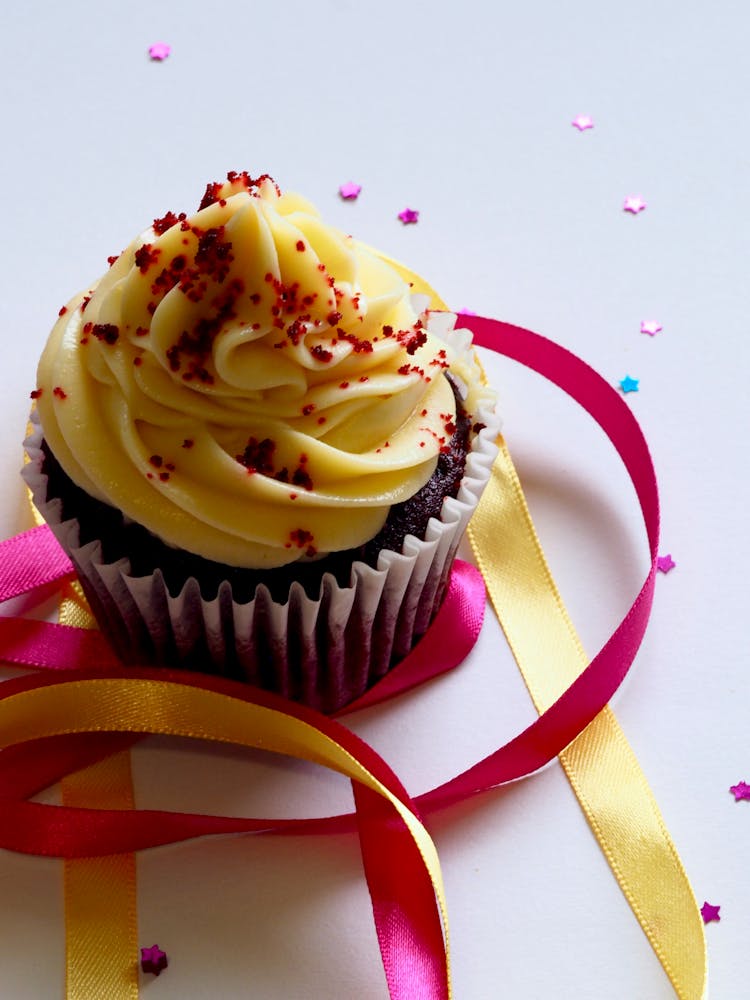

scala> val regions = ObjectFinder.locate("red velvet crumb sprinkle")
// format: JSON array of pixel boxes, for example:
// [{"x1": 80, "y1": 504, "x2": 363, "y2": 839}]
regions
[
  {"x1": 53, "y1": 386, "x2": 67, "y2": 399},
  {"x1": 153, "y1": 210, "x2": 187, "y2": 236},
  {"x1": 30, "y1": 388, "x2": 43, "y2": 399},
  {"x1": 91, "y1": 323, "x2": 120, "y2": 345},
  {"x1": 289, "y1": 528, "x2": 314, "y2": 549},
  {"x1": 134, "y1": 244, "x2": 161, "y2": 274},
  {"x1": 310, "y1": 344, "x2": 333, "y2": 363}
]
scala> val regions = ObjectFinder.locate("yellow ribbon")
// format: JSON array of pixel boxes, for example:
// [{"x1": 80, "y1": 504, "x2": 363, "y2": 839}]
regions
[
  {"x1": 468, "y1": 439, "x2": 707, "y2": 1000},
  {"x1": 58, "y1": 587, "x2": 140, "y2": 1000}
]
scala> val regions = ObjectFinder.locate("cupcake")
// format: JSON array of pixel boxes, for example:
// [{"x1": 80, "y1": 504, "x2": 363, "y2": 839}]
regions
[{"x1": 24, "y1": 171, "x2": 498, "y2": 712}]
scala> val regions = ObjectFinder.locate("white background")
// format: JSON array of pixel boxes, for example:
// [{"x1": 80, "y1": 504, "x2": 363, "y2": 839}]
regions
[{"x1": 0, "y1": 1, "x2": 748, "y2": 996}]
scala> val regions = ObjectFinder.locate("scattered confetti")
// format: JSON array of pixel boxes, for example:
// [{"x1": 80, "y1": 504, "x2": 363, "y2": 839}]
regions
[
  {"x1": 700, "y1": 902, "x2": 721, "y2": 924},
  {"x1": 148, "y1": 42, "x2": 171, "y2": 61},
  {"x1": 623, "y1": 195, "x2": 647, "y2": 215},
  {"x1": 640, "y1": 320, "x2": 663, "y2": 336},
  {"x1": 730, "y1": 781, "x2": 750, "y2": 801},
  {"x1": 338, "y1": 182, "x2": 362, "y2": 201},
  {"x1": 398, "y1": 208, "x2": 419, "y2": 225},
  {"x1": 656, "y1": 554, "x2": 676, "y2": 574},
  {"x1": 571, "y1": 114, "x2": 594, "y2": 132},
  {"x1": 141, "y1": 944, "x2": 169, "y2": 976},
  {"x1": 619, "y1": 375, "x2": 639, "y2": 394}
]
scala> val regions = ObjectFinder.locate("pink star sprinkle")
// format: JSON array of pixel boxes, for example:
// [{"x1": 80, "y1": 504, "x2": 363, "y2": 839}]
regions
[
  {"x1": 338, "y1": 182, "x2": 362, "y2": 201},
  {"x1": 398, "y1": 208, "x2": 419, "y2": 225},
  {"x1": 700, "y1": 902, "x2": 721, "y2": 924},
  {"x1": 623, "y1": 195, "x2": 647, "y2": 215},
  {"x1": 148, "y1": 42, "x2": 171, "y2": 61},
  {"x1": 457, "y1": 308, "x2": 477, "y2": 316},
  {"x1": 730, "y1": 781, "x2": 750, "y2": 801},
  {"x1": 640, "y1": 320, "x2": 663, "y2": 336},
  {"x1": 571, "y1": 114, "x2": 594, "y2": 132},
  {"x1": 141, "y1": 944, "x2": 168, "y2": 976},
  {"x1": 656, "y1": 554, "x2": 676, "y2": 574}
]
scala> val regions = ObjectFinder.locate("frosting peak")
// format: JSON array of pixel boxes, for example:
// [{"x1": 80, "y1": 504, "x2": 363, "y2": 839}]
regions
[{"x1": 36, "y1": 173, "x2": 479, "y2": 568}]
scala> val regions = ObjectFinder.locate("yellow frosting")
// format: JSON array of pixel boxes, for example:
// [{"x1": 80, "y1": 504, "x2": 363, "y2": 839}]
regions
[{"x1": 35, "y1": 173, "x2": 476, "y2": 568}]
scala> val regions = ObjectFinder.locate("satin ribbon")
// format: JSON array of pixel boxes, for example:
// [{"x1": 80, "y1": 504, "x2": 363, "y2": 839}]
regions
[{"x1": 0, "y1": 311, "x2": 707, "y2": 997}]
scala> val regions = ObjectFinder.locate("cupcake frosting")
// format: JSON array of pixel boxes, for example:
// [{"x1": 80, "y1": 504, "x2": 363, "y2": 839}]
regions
[{"x1": 35, "y1": 172, "x2": 486, "y2": 568}]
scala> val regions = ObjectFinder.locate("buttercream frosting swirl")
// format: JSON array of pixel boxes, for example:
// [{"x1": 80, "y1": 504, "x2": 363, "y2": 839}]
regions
[{"x1": 35, "y1": 172, "x2": 484, "y2": 568}]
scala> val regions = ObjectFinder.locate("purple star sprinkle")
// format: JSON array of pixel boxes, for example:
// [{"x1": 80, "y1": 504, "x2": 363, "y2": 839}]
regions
[
  {"x1": 730, "y1": 781, "x2": 750, "y2": 801},
  {"x1": 640, "y1": 319, "x2": 663, "y2": 336},
  {"x1": 338, "y1": 182, "x2": 362, "y2": 201},
  {"x1": 656, "y1": 554, "x2": 676, "y2": 574},
  {"x1": 141, "y1": 944, "x2": 169, "y2": 976},
  {"x1": 398, "y1": 207, "x2": 419, "y2": 225},
  {"x1": 571, "y1": 114, "x2": 594, "y2": 132},
  {"x1": 623, "y1": 195, "x2": 647, "y2": 215},
  {"x1": 700, "y1": 902, "x2": 721, "y2": 924},
  {"x1": 148, "y1": 42, "x2": 171, "y2": 61}
]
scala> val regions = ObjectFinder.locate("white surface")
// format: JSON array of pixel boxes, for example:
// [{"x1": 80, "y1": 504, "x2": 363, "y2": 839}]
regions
[{"x1": 0, "y1": 1, "x2": 748, "y2": 996}]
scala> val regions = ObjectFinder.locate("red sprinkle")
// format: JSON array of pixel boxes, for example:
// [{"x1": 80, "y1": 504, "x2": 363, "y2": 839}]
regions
[
  {"x1": 182, "y1": 439, "x2": 194, "y2": 449},
  {"x1": 53, "y1": 386, "x2": 67, "y2": 399},
  {"x1": 134, "y1": 244, "x2": 161, "y2": 274},
  {"x1": 149, "y1": 455, "x2": 163, "y2": 468},
  {"x1": 58, "y1": 306, "x2": 68, "y2": 317},
  {"x1": 296, "y1": 240, "x2": 305, "y2": 252},
  {"x1": 289, "y1": 528, "x2": 315, "y2": 550},
  {"x1": 153, "y1": 210, "x2": 187, "y2": 236},
  {"x1": 91, "y1": 323, "x2": 120, "y2": 345},
  {"x1": 30, "y1": 388, "x2": 43, "y2": 399}
]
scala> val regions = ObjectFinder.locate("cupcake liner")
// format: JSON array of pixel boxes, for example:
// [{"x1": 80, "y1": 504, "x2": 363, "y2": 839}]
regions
[{"x1": 23, "y1": 364, "x2": 499, "y2": 715}]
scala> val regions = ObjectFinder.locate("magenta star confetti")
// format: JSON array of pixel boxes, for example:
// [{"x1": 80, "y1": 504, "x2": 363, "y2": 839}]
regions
[
  {"x1": 619, "y1": 375, "x2": 639, "y2": 393},
  {"x1": 730, "y1": 781, "x2": 750, "y2": 801},
  {"x1": 338, "y1": 182, "x2": 362, "y2": 201},
  {"x1": 656, "y1": 554, "x2": 676, "y2": 574},
  {"x1": 141, "y1": 944, "x2": 169, "y2": 976},
  {"x1": 700, "y1": 902, "x2": 721, "y2": 924},
  {"x1": 457, "y1": 308, "x2": 478, "y2": 316},
  {"x1": 640, "y1": 319, "x2": 663, "y2": 336},
  {"x1": 398, "y1": 208, "x2": 419, "y2": 225},
  {"x1": 148, "y1": 42, "x2": 171, "y2": 61},
  {"x1": 623, "y1": 195, "x2": 647, "y2": 215},
  {"x1": 571, "y1": 114, "x2": 594, "y2": 132}
]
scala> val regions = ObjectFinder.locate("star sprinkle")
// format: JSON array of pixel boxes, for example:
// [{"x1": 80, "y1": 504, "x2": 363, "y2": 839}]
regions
[
  {"x1": 398, "y1": 207, "x2": 419, "y2": 225},
  {"x1": 571, "y1": 114, "x2": 594, "y2": 132},
  {"x1": 640, "y1": 319, "x2": 663, "y2": 336},
  {"x1": 623, "y1": 195, "x2": 647, "y2": 215},
  {"x1": 141, "y1": 944, "x2": 168, "y2": 976},
  {"x1": 619, "y1": 375, "x2": 639, "y2": 393},
  {"x1": 700, "y1": 902, "x2": 721, "y2": 924},
  {"x1": 338, "y1": 182, "x2": 362, "y2": 201},
  {"x1": 148, "y1": 42, "x2": 171, "y2": 61},
  {"x1": 730, "y1": 781, "x2": 750, "y2": 801},
  {"x1": 656, "y1": 554, "x2": 676, "y2": 574},
  {"x1": 457, "y1": 307, "x2": 477, "y2": 316}
]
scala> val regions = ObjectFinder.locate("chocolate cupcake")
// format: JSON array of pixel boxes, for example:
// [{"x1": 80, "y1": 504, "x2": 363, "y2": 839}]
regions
[{"x1": 23, "y1": 172, "x2": 498, "y2": 712}]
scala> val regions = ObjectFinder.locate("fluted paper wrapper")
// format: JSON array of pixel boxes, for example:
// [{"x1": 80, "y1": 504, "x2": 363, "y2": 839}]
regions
[{"x1": 24, "y1": 382, "x2": 498, "y2": 713}]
